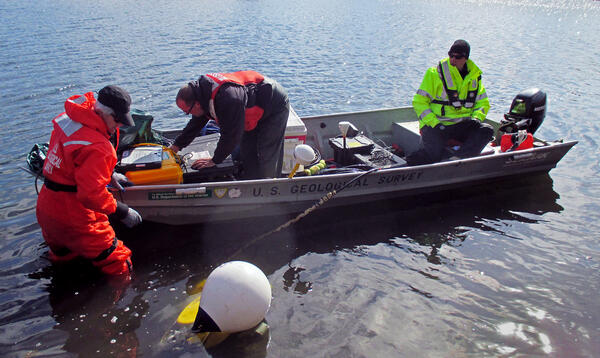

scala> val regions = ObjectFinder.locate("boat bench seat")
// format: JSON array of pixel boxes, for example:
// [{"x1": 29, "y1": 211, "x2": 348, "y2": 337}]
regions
[
  {"x1": 391, "y1": 121, "x2": 496, "y2": 157},
  {"x1": 391, "y1": 121, "x2": 421, "y2": 155}
]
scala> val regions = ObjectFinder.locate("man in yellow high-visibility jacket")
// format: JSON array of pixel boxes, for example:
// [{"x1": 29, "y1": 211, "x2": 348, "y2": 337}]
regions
[{"x1": 407, "y1": 39, "x2": 494, "y2": 166}]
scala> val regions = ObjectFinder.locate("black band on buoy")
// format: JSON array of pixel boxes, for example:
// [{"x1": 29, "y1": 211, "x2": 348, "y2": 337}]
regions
[{"x1": 191, "y1": 307, "x2": 221, "y2": 333}]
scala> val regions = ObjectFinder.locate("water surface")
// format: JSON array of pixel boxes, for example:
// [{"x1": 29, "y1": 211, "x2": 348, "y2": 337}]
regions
[{"x1": 1, "y1": 0, "x2": 599, "y2": 357}]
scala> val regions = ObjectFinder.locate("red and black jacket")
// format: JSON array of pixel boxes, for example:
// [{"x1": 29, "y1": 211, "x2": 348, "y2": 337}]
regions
[{"x1": 173, "y1": 71, "x2": 282, "y2": 164}]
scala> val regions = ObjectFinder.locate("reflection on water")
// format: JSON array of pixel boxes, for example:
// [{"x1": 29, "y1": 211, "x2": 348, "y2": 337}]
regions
[
  {"x1": 284, "y1": 173, "x2": 562, "y2": 262},
  {"x1": 282, "y1": 265, "x2": 313, "y2": 295},
  {"x1": 26, "y1": 262, "x2": 146, "y2": 357},
  {"x1": 158, "y1": 321, "x2": 270, "y2": 358},
  {"x1": 496, "y1": 321, "x2": 552, "y2": 354},
  {"x1": 260, "y1": 174, "x2": 581, "y2": 357}
]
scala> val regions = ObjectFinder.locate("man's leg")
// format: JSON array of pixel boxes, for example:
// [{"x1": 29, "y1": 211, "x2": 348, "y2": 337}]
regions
[
  {"x1": 406, "y1": 125, "x2": 448, "y2": 165},
  {"x1": 453, "y1": 120, "x2": 494, "y2": 158},
  {"x1": 254, "y1": 80, "x2": 289, "y2": 179},
  {"x1": 240, "y1": 130, "x2": 259, "y2": 179},
  {"x1": 68, "y1": 220, "x2": 132, "y2": 276},
  {"x1": 36, "y1": 188, "x2": 132, "y2": 276},
  {"x1": 240, "y1": 79, "x2": 289, "y2": 179},
  {"x1": 256, "y1": 104, "x2": 288, "y2": 178}
]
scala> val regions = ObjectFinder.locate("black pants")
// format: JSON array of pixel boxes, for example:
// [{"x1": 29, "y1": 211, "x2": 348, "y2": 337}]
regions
[
  {"x1": 240, "y1": 80, "x2": 289, "y2": 179},
  {"x1": 406, "y1": 120, "x2": 494, "y2": 166}
]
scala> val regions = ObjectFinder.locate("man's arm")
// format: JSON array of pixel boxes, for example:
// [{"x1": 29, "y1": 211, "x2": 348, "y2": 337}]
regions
[
  {"x1": 72, "y1": 143, "x2": 119, "y2": 215},
  {"x1": 471, "y1": 80, "x2": 490, "y2": 122},
  {"x1": 412, "y1": 68, "x2": 441, "y2": 129},
  {"x1": 211, "y1": 85, "x2": 246, "y2": 164},
  {"x1": 172, "y1": 115, "x2": 210, "y2": 150}
]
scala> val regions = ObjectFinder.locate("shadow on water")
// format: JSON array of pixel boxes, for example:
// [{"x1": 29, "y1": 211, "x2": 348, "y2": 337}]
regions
[
  {"x1": 20, "y1": 173, "x2": 561, "y2": 357},
  {"x1": 268, "y1": 173, "x2": 562, "y2": 266}
]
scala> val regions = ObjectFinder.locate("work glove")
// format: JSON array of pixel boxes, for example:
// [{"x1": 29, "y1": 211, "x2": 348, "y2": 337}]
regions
[
  {"x1": 121, "y1": 207, "x2": 142, "y2": 228},
  {"x1": 110, "y1": 172, "x2": 133, "y2": 191}
]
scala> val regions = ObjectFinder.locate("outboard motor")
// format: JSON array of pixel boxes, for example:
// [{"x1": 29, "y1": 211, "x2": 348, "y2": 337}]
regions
[{"x1": 499, "y1": 88, "x2": 546, "y2": 135}]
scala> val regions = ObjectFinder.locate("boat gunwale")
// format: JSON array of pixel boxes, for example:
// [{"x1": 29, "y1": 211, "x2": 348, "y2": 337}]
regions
[{"x1": 116, "y1": 139, "x2": 578, "y2": 193}]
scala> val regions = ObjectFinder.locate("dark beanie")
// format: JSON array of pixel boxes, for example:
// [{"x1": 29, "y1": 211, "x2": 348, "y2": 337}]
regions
[{"x1": 449, "y1": 39, "x2": 470, "y2": 59}]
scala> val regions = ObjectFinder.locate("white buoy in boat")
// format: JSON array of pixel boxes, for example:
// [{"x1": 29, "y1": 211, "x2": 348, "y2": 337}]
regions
[
  {"x1": 288, "y1": 144, "x2": 316, "y2": 178},
  {"x1": 192, "y1": 261, "x2": 271, "y2": 333},
  {"x1": 294, "y1": 144, "x2": 316, "y2": 164}
]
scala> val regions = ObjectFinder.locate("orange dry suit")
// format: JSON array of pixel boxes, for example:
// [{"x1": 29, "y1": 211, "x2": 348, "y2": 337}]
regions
[{"x1": 36, "y1": 92, "x2": 132, "y2": 276}]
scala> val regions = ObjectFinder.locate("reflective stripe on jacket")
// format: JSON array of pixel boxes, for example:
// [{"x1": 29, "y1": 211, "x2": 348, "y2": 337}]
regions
[
  {"x1": 412, "y1": 58, "x2": 490, "y2": 129},
  {"x1": 205, "y1": 71, "x2": 266, "y2": 131}
]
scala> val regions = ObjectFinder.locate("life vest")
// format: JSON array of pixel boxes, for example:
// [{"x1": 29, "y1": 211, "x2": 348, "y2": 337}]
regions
[
  {"x1": 431, "y1": 60, "x2": 480, "y2": 115},
  {"x1": 205, "y1": 71, "x2": 266, "y2": 131}
]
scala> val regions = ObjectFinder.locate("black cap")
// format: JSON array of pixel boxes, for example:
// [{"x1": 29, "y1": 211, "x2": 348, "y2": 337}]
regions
[
  {"x1": 97, "y1": 85, "x2": 134, "y2": 126},
  {"x1": 449, "y1": 39, "x2": 470, "y2": 59}
]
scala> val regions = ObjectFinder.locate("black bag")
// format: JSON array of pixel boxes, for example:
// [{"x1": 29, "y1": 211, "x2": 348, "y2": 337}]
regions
[{"x1": 26, "y1": 142, "x2": 49, "y2": 177}]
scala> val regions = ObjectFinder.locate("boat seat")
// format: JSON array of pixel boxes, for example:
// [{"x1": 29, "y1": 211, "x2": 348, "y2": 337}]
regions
[
  {"x1": 391, "y1": 121, "x2": 421, "y2": 155},
  {"x1": 392, "y1": 121, "x2": 496, "y2": 157}
]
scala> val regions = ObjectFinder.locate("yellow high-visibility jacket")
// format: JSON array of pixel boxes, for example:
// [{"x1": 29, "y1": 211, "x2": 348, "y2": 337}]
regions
[{"x1": 413, "y1": 58, "x2": 490, "y2": 129}]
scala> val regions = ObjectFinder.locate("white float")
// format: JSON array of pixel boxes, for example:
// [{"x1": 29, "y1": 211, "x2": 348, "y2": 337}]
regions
[{"x1": 193, "y1": 261, "x2": 272, "y2": 333}]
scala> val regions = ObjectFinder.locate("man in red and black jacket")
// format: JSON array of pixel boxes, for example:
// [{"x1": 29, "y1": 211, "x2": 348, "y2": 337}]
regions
[
  {"x1": 169, "y1": 71, "x2": 289, "y2": 179},
  {"x1": 36, "y1": 85, "x2": 142, "y2": 277}
]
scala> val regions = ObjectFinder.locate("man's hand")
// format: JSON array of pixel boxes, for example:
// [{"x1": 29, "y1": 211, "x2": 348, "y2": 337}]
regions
[
  {"x1": 121, "y1": 207, "x2": 142, "y2": 228},
  {"x1": 110, "y1": 172, "x2": 133, "y2": 191},
  {"x1": 169, "y1": 144, "x2": 181, "y2": 153},
  {"x1": 191, "y1": 158, "x2": 216, "y2": 170}
]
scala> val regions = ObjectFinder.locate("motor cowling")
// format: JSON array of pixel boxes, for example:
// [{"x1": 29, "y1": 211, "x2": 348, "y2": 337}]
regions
[{"x1": 499, "y1": 88, "x2": 546, "y2": 135}]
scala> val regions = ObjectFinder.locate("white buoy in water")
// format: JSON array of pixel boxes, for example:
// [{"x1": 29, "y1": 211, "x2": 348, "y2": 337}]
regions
[{"x1": 192, "y1": 261, "x2": 271, "y2": 333}]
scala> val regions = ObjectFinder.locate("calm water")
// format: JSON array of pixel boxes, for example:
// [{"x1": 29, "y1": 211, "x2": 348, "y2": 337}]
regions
[{"x1": 1, "y1": 0, "x2": 600, "y2": 357}]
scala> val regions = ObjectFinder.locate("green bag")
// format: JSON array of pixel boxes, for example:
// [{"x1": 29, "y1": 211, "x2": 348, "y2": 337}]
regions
[
  {"x1": 116, "y1": 109, "x2": 169, "y2": 153},
  {"x1": 27, "y1": 110, "x2": 169, "y2": 176}
]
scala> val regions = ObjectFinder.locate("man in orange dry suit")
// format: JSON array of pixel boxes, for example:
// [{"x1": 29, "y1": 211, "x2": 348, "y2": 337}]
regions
[
  {"x1": 406, "y1": 39, "x2": 494, "y2": 165},
  {"x1": 36, "y1": 85, "x2": 142, "y2": 276},
  {"x1": 168, "y1": 71, "x2": 289, "y2": 179}
]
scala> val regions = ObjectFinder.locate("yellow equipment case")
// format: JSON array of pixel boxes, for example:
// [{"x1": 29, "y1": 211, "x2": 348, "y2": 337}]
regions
[{"x1": 116, "y1": 144, "x2": 183, "y2": 185}]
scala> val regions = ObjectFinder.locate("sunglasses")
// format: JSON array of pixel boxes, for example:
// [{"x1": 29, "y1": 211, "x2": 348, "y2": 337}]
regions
[
  {"x1": 448, "y1": 52, "x2": 465, "y2": 59},
  {"x1": 184, "y1": 101, "x2": 195, "y2": 115}
]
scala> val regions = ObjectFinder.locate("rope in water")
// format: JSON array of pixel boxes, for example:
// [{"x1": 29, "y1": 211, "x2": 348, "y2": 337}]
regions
[{"x1": 229, "y1": 167, "x2": 380, "y2": 258}]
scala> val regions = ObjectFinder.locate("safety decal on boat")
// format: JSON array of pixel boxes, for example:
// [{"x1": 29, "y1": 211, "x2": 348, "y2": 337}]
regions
[
  {"x1": 213, "y1": 188, "x2": 227, "y2": 198},
  {"x1": 148, "y1": 190, "x2": 211, "y2": 200}
]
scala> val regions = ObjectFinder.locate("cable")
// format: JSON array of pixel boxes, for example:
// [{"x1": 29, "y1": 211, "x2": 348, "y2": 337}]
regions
[
  {"x1": 226, "y1": 167, "x2": 380, "y2": 259},
  {"x1": 179, "y1": 152, "x2": 194, "y2": 172}
]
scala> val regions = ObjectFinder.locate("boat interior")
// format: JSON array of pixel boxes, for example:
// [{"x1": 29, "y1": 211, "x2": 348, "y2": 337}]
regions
[{"x1": 111, "y1": 88, "x2": 554, "y2": 186}]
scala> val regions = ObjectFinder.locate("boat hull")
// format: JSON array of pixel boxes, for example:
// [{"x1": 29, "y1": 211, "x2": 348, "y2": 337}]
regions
[{"x1": 113, "y1": 138, "x2": 576, "y2": 225}]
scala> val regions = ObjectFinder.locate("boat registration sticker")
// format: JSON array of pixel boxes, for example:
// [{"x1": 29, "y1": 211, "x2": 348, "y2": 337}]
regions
[{"x1": 148, "y1": 190, "x2": 211, "y2": 200}]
